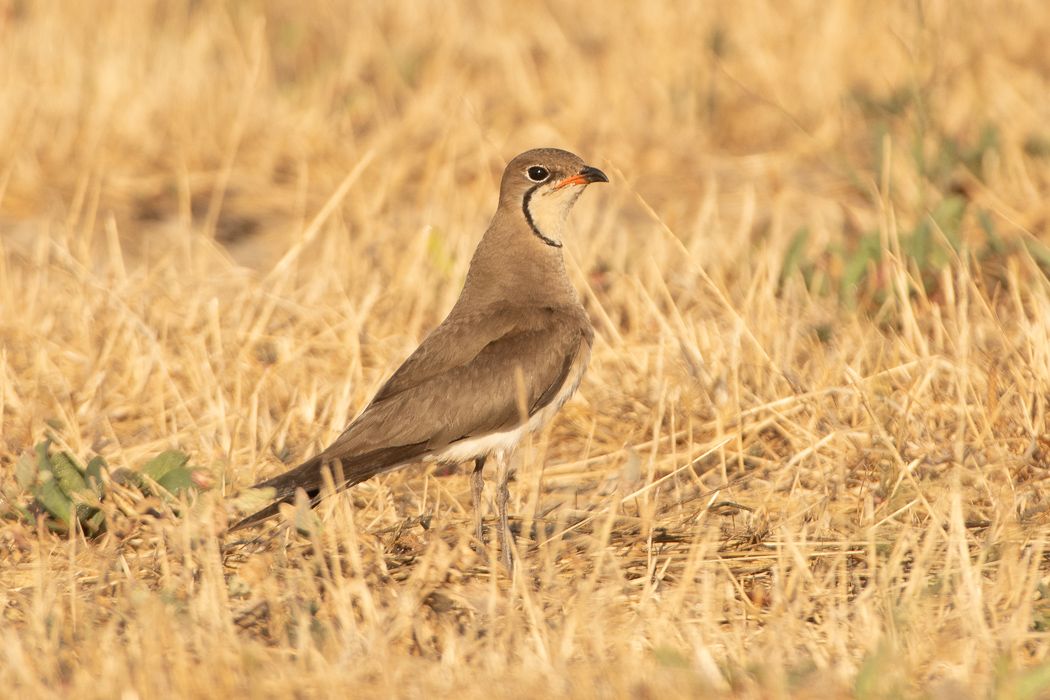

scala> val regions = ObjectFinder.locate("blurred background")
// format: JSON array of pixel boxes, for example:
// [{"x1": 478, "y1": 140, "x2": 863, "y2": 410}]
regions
[
  {"x1": 5, "y1": 0, "x2": 1048, "y2": 284},
  {"x1": 5, "y1": 2, "x2": 1050, "y2": 697}
]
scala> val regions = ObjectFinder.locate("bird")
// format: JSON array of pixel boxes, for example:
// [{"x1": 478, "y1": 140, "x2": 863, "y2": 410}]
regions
[{"x1": 230, "y1": 148, "x2": 607, "y2": 572}]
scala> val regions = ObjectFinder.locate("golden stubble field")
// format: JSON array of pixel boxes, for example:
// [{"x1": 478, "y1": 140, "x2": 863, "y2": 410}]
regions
[{"x1": 3, "y1": 1, "x2": 1050, "y2": 697}]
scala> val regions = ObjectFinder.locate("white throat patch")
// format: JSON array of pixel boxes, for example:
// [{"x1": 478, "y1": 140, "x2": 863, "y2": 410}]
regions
[{"x1": 525, "y1": 184, "x2": 584, "y2": 246}]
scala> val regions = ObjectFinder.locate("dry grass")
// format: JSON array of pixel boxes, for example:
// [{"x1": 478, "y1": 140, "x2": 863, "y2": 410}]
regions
[{"x1": 3, "y1": 0, "x2": 1050, "y2": 697}]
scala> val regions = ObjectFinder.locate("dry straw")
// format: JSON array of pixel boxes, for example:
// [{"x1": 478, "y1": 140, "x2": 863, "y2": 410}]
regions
[{"x1": 2, "y1": 1, "x2": 1050, "y2": 697}]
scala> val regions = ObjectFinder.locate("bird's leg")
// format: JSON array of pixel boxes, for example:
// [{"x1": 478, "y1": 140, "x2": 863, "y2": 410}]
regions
[
  {"x1": 495, "y1": 453, "x2": 513, "y2": 573},
  {"x1": 471, "y1": 457, "x2": 486, "y2": 547}
]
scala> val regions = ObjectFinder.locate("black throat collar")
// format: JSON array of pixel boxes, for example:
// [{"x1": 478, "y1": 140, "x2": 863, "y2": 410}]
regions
[{"x1": 521, "y1": 185, "x2": 563, "y2": 248}]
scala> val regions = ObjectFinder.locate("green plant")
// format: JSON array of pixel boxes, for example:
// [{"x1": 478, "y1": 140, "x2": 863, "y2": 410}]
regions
[{"x1": 3, "y1": 440, "x2": 212, "y2": 535}]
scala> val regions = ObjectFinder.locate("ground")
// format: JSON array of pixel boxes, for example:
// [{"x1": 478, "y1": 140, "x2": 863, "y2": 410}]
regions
[{"x1": 3, "y1": 1, "x2": 1050, "y2": 697}]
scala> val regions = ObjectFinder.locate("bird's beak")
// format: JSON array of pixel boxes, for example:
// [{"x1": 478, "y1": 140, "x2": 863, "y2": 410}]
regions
[{"x1": 555, "y1": 165, "x2": 609, "y2": 189}]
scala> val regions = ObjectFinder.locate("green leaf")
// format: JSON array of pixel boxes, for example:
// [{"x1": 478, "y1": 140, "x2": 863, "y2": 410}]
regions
[
  {"x1": 109, "y1": 467, "x2": 139, "y2": 488},
  {"x1": 156, "y1": 467, "x2": 196, "y2": 497},
  {"x1": 1016, "y1": 661, "x2": 1050, "y2": 700},
  {"x1": 1037, "y1": 582, "x2": 1050, "y2": 601},
  {"x1": 652, "y1": 645, "x2": 690, "y2": 669},
  {"x1": 72, "y1": 503, "x2": 97, "y2": 527},
  {"x1": 931, "y1": 194, "x2": 967, "y2": 252},
  {"x1": 13, "y1": 505, "x2": 35, "y2": 523},
  {"x1": 13, "y1": 442, "x2": 110, "y2": 534},
  {"x1": 15, "y1": 450, "x2": 36, "y2": 489},
  {"x1": 1024, "y1": 237, "x2": 1050, "y2": 269},
  {"x1": 979, "y1": 208, "x2": 1006, "y2": 255},
  {"x1": 780, "y1": 227, "x2": 809, "y2": 284},
  {"x1": 34, "y1": 475, "x2": 73, "y2": 525},
  {"x1": 86, "y1": 510, "x2": 106, "y2": 534},
  {"x1": 35, "y1": 439, "x2": 52, "y2": 476},
  {"x1": 141, "y1": 450, "x2": 190, "y2": 481},
  {"x1": 49, "y1": 452, "x2": 87, "y2": 497},
  {"x1": 85, "y1": 456, "x2": 106, "y2": 497},
  {"x1": 841, "y1": 232, "x2": 881, "y2": 307}
]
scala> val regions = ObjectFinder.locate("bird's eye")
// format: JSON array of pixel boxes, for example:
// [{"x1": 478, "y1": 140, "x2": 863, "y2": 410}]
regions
[{"x1": 526, "y1": 166, "x2": 550, "y2": 182}]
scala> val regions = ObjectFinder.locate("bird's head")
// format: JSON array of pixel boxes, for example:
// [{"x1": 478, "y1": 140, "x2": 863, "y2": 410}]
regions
[{"x1": 499, "y1": 148, "x2": 608, "y2": 248}]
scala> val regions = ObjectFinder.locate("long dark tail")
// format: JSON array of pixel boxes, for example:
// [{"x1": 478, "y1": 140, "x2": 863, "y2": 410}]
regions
[{"x1": 229, "y1": 442, "x2": 429, "y2": 532}]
